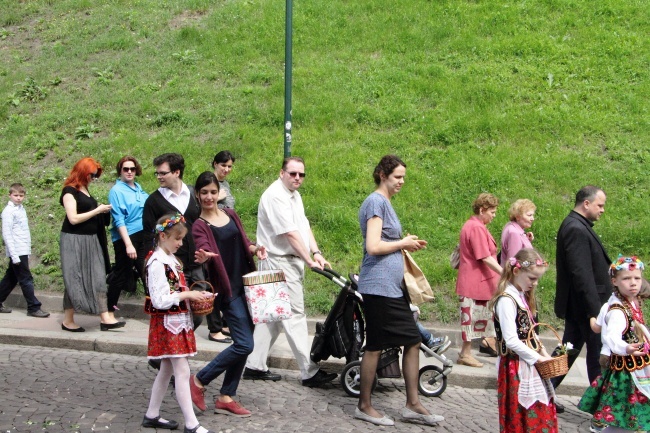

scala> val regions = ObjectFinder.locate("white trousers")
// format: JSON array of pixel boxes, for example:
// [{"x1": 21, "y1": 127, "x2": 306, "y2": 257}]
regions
[{"x1": 245, "y1": 255, "x2": 319, "y2": 380}]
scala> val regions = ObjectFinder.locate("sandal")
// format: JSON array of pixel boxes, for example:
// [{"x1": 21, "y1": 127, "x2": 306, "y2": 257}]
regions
[
  {"x1": 479, "y1": 337, "x2": 498, "y2": 357},
  {"x1": 457, "y1": 354, "x2": 484, "y2": 368}
]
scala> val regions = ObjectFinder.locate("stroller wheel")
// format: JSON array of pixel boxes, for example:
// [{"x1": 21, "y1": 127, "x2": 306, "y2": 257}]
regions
[
  {"x1": 340, "y1": 360, "x2": 377, "y2": 397},
  {"x1": 418, "y1": 365, "x2": 447, "y2": 397}
]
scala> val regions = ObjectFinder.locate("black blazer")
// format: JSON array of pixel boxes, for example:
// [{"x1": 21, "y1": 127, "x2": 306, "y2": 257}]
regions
[{"x1": 554, "y1": 211, "x2": 612, "y2": 321}]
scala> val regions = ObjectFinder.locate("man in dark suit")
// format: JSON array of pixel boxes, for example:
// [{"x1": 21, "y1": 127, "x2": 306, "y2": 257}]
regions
[{"x1": 553, "y1": 185, "x2": 611, "y2": 394}]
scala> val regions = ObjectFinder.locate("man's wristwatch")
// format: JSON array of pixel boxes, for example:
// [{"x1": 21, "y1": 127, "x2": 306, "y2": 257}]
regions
[{"x1": 312, "y1": 250, "x2": 322, "y2": 256}]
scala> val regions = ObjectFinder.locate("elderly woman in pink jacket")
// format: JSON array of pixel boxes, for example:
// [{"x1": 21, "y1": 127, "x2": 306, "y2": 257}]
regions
[
  {"x1": 455, "y1": 193, "x2": 503, "y2": 368},
  {"x1": 500, "y1": 199, "x2": 536, "y2": 267}
]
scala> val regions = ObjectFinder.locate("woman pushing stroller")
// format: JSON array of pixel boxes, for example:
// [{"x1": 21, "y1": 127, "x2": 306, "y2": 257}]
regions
[{"x1": 354, "y1": 155, "x2": 444, "y2": 426}]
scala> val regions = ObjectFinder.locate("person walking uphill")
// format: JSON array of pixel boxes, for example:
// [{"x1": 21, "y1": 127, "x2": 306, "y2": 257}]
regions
[
  {"x1": 243, "y1": 157, "x2": 337, "y2": 387},
  {"x1": 553, "y1": 185, "x2": 612, "y2": 415}
]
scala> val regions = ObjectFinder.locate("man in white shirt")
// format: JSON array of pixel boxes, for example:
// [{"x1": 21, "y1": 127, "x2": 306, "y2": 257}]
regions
[{"x1": 243, "y1": 157, "x2": 337, "y2": 387}]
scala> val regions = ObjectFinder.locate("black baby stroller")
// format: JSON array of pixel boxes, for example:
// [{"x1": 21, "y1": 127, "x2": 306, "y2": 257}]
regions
[{"x1": 310, "y1": 268, "x2": 453, "y2": 397}]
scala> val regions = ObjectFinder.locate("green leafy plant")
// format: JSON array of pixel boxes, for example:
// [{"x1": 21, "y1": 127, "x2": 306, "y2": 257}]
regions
[
  {"x1": 74, "y1": 123, "x2": 100, "y2": 140},
  {"x1": 171, "y1": 49, "x2": 198, "y2": 65},
  {"x1": 93, "y1": 67, "x2": 114, "y2": 84}
]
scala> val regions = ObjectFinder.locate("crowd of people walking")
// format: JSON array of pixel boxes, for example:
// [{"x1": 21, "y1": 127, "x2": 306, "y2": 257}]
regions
[{"x1": 1, "y1": 152, "x2": 648, "y2": 432}]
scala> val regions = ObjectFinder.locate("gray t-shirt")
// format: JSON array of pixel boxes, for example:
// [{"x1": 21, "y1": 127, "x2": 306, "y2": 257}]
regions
[
  {"x1": 357, "y1": 192, "x2": 404, "y2": 298},
  {"x1": 217, "y1": 179, "x2": 235, "y2": 209}
]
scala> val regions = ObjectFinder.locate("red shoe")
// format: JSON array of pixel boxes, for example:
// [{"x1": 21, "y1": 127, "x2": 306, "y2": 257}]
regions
[
  {"x1": 215, "y1": 400, "x2": 252, "y2": 417},
  {"x1": 189, "y1": 375, "x2": 207, "y2": 412}
]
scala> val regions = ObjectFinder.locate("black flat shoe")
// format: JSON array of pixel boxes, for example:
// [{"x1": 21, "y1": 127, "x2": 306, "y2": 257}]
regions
[
  {"x1": 208, "y1": 334, "x2": 232, "y2": 344},
  {"x1": 100, "y1": 321, "x2": 126, "y2": 331},
  {"x1": 61, "y1": 324, "x2": 85, "y2": 332},
  {"x1": 184, "y1": 425, "x2": 215, "y2": 433},
  {"x1": 242, "y1": 367, "x2": 281, "y2": 381},
  {"x1": 142, "y1": 415, "x2": 179, "y2": 430}
]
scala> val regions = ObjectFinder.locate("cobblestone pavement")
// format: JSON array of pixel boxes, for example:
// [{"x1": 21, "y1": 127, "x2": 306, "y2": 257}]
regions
[{"x1": 0, "y1": 345, "x2": 591, "y2": 433}]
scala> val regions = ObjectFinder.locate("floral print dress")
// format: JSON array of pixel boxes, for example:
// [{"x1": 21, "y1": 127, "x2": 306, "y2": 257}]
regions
[{"x1": 578, "y1": 295, "x2": 650, "y2": 431}]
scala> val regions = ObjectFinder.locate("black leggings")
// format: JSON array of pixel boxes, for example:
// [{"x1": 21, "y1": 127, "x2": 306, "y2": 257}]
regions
[{"x1": 107, "y1": 231, "x2": 145, "y2": 312}]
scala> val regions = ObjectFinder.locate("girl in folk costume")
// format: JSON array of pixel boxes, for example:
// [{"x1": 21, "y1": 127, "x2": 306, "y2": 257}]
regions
[
  {"x1": 141, "y1": 213, "x2": 214, "y2": 433},
  {"x1": 579, "y1": 256, "x2": 650, "y2": 432},
  {"x1": 490, "y1": 248, "x2": 558, "y2": 432}
]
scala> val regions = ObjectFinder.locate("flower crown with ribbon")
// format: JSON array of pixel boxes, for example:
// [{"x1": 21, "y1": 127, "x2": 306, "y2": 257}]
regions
[
  {"x1": 154, "y1": 213, "x2": 186, "y2": 233},
  {"x1": 509, "y1": 257, "x2": 549, "y2": 269},
  {"x1": 609, "y1": 255, "x2": 645, "y2": 277}
]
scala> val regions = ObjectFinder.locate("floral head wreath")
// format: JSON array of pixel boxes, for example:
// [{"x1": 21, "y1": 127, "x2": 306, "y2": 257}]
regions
[
  {"x1": 509, "y1": 257, "x2": 549, "y2": 269},
  {"x1": 609, "y1": 254, "x2": 645, "y2": 277},
  {"x1": 154, "y1": 213, "x2": 186, "y2": 233}
]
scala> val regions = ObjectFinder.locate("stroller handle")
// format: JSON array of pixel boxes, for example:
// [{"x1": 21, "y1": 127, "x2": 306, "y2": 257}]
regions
[{"x1": 310, "y1": 267, "x2": 349, "y2": 288}]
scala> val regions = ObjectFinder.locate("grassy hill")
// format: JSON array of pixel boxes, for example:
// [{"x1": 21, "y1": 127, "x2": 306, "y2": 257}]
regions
[{"x1": 1, "y1": 0, "x2": 648, "y2": 323}]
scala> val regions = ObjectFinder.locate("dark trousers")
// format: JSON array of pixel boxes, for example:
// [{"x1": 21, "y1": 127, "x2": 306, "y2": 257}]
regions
[
  {"x1": 551, "y1": 315, "x2": 602, "y2": 388},
  {"x1": 197, "y1": 295, "x2": 254, "y2": 396},
  {"x1": 206, "y1": 296, "x2": 226, "y2": 334},
  {"x1": 107, "y1": 231, "x2": 145, "y2": 313},
  {"x1": 0, "y1": 256, "x2": 42, "y2": 313}
]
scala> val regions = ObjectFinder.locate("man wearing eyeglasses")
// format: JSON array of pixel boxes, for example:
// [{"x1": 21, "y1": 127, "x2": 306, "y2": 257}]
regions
[
  {"x1": 243, "y1": 157, "x2": 337, "y2": 387},
  {"x1": 141, "y1": 153, "x2": 205, "y2": 332}
]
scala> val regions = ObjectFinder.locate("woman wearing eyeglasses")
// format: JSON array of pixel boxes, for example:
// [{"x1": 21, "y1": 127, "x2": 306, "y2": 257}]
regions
[
  {"x1": 106, "y1": 156, "x2": 149, "y2": 323},
  {"x1": 60, "y1": 157, "x2": 123, "y2": 332}
]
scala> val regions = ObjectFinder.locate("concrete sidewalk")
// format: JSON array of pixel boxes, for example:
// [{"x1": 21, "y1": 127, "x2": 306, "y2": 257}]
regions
[{"x1": 0, "y1": 291, "x2": 591, "y2": 396}]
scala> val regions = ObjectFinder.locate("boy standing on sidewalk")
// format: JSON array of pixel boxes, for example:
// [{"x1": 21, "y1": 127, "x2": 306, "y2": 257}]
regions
[{"x1": 0, "y1": 183, "x2": 49, "y2": 317}]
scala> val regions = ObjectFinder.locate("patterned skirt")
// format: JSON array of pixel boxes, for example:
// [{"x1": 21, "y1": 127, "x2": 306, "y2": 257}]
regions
[
  {"x1": 498, "y1": 356, "x2": 558, "y2": 433},
  {"x1": 147, "y1": 315, "x2": 197, "y2": 359},
  {"x1": 578, "y1": 368, "x2": 650, "y2": 430},
  {"x1": 459, "y1": 296, "x2": 495, "y2": 342}
]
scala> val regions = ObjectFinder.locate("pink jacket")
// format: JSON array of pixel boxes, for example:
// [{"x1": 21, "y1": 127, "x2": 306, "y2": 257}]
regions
[
  {"x1": 455, "y1": 216, "x2": 500, "y2": 300},
  {"x1": 500, "y1": 221, "x2": 533, "y2": 267}
]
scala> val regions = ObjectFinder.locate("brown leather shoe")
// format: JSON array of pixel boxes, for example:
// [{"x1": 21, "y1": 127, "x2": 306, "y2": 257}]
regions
[{"x1": 457, "y1": 354, "x2": 484, "y2": 368}]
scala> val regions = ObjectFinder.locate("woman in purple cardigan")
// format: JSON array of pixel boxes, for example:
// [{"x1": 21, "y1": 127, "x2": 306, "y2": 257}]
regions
[
  {"x1": 500, "y1": 199, "x2": 536, "y2": 267},
  {"x1": 188, "y1": 172, "x2": 267, "y2": 417}
]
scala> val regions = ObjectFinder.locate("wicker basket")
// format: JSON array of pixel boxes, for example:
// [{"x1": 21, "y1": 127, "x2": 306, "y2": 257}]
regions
[
  {"x1": 527, "y1": 322, "x2": 569, "y2": 380},
  {"x1": 188, "y1": 281, "x2": 215, "y2": 316}
]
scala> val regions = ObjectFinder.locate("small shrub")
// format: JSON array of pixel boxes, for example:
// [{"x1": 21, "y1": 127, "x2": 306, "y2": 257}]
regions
[{"x1": 74, "y1": 123, "x2": 100, "y2": 140}]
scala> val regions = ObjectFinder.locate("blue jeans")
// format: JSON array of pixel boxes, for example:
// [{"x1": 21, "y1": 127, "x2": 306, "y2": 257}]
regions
[
  {"x1": 0, "y1": 256, "x2": 42, "y2": 313},
  {"x1": 196, "y1": 295, "x2": 254, "y2": 396},
  {"x1": 417, "y1": 321, "x2": 434, "y2": 347}
]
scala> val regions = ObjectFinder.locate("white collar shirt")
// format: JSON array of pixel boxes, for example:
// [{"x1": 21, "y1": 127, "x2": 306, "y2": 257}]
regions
[
  {"x1": 158, "y1": 182, "x2": 191, "y2": 214},
  {"x1": 256, "y1": 178, "x2": 310, "y2": 256}
]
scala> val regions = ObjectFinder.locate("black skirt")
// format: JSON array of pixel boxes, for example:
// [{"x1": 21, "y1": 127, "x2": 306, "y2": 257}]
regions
[{"x1": 362, "y1": 294, "x2": 421, "y2": 351}]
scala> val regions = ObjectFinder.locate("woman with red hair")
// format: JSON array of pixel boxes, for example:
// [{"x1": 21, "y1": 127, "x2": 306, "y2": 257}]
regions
[{"x1": 59, "y1": 157, "x2": 123, "y2": 332}]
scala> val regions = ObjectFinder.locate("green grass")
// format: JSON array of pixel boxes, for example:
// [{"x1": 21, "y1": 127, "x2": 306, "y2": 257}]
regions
[{"x1": 0, "y1": 0, "x2": 648, "y2": 324}]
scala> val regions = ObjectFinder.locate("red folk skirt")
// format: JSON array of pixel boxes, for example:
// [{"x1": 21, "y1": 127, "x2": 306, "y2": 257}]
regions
[
  {"x1": 147, "y1": 314, "x2": 197, "y2": 359},
  {"x1": 498, "y1": 355, "x2": 558, "y2": 433}
]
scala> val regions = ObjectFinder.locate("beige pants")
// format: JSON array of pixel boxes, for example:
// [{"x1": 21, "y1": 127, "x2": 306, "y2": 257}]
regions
[{"x1": 244, "y1": 255, "x2": 320, "y2": 380}]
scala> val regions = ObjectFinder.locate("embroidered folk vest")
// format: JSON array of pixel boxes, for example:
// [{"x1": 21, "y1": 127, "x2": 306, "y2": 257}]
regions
[
  {"x1": 608, "y1": 304, "x2": 650, "y2": 372},
  {"x1": 494, "y1": 293, "x2": 541, "y2": 357}
]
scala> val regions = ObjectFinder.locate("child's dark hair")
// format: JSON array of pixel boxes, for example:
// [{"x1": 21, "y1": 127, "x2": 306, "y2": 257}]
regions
[
  {"x1": 490, "y1": 248, "x2": 548, "y2": 315},
  {"x1": 9, "y1": 183, "x2": 25, "y2": 194},
  {"x1": 153, "y1": 213, "x2": 187, "y2": 245}
]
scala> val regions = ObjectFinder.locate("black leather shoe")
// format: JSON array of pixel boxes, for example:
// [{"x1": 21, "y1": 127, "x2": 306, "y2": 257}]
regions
[
  {"x1": 184, "y1": 424, "x2": 215, "y2": 433},
  {"x1": 301, "y1": 369, "x2": 337, "y2": 387},
  {"x1": 142, "y1": 415, "x2": 179, "y2": 430},
  {"x1": 100, "y1": 321, "x2": 126, "y2": 331},
  {"x1": 27, "y1": 309, "x2": 50, "y2": 318},
  {"x1": 243, "y1": 367, "x2": 281, "y2": 381},
  {"x1": 555, "y1": 401, "x2": 565, "y2": 413}
]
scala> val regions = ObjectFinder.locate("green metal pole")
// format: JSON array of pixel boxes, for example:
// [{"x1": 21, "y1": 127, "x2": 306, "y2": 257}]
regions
[{"x1": 283, "y1": 0, "x2": 293, "y2": 158}]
